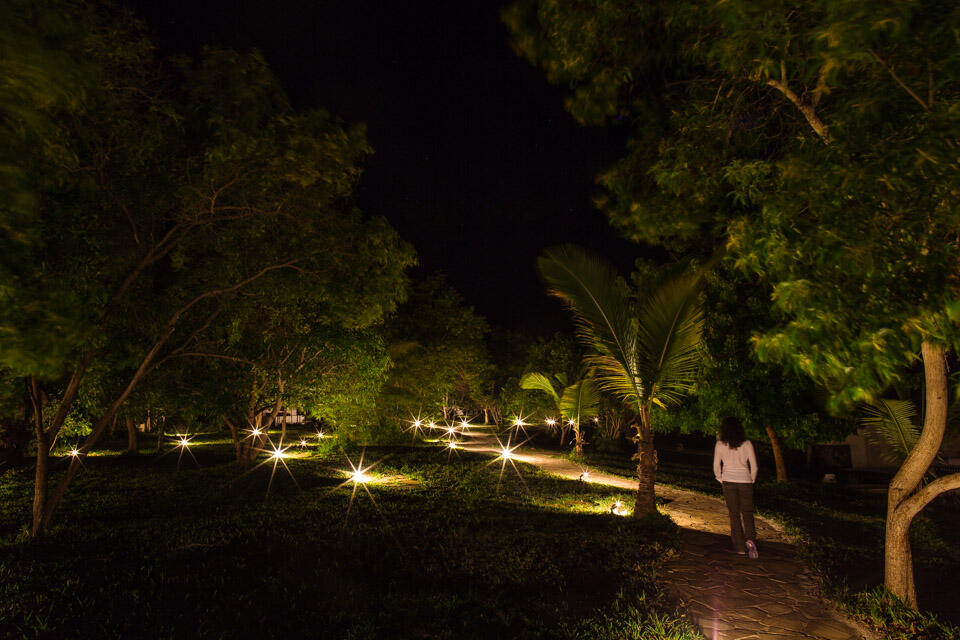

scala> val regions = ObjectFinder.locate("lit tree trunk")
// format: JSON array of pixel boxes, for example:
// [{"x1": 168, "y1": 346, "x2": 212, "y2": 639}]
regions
[
  {"x1": 125, "y1": 417, "x2": 138, "y2": 455},
  {"x1": 765, "y1": 424, "x2": 788, "y2": 482},
  {"x1": 633, "y1": 404, "x2": 657, "y2": 517},
  {"x1": 884, "y1": 340, "x2": 960, "y2": 607},
  {"x1": 573, "y1": 424, "x2": 584, "y2": 456}
]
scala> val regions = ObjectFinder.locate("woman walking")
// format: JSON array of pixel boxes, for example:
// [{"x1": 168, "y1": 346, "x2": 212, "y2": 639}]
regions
[{"x1": 713, "y1": 416, "x2": 759, "y2": 558}]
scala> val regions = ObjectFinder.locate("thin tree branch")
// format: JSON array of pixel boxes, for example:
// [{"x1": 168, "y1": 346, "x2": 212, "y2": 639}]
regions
[{"x1": 869, "y1": 48, "x2": 930, "y2": 111}]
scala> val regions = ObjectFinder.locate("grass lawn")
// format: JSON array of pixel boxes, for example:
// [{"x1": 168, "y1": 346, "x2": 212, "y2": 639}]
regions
[
  {"x1": 0, "y1": 432, "x2": 700, "y2": 640},
  {"x1": 583, "y1": 446, "x2": 960, "y2": 637}
]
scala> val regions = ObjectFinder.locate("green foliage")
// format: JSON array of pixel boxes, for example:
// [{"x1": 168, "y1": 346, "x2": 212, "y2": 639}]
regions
[
  {"x1": 378, "y1": 274, "x2": 492, "y2": 425},
  {"x1": 519, "y1": 372, "x2": 560, "y2": 405},
  {"x1": 841, "y1": 588, "x2": 959, "y2": 640},
  {"x1": 537, "y1": 245, "x2": 703, "y2": 416},
  {"x1": 520, "y1": 370, "x2": 600, "y2": 427},
  {"x1": 511, "y1": 0, "x2": 960, "y2": 411},
  {"x1": 660, "y1": 266, "x2": 853, "y2": 448},
  {"x1": 861, "y1": 399, "x2": 922, "y2": 466},
  {"x1": 558, "y1": 380, "x2": 600, "y2": 425}
]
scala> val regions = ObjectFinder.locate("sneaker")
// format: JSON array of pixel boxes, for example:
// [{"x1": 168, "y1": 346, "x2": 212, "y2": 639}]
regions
[{"x1": 745, "y1": 539, "x2": 758, "y2": 559}]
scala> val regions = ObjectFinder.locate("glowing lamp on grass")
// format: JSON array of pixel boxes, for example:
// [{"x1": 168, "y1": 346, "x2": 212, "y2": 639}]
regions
[
  {"x1": 250, "y1": 428, "x2": 263, "y2": 438},
  {"x1": 69, "y1": 448, "x2": 80, "y2": 457},
  {"x1": 545, "y1": 418, "x2": 556, "y2": 426},
  {"x1": 412, "y1": 419, "x2": 422, "y2": 429},
  {"x1": 427, "y1": 421, "x2": 437, "y2": 429},
  {"x1": 611, "y1": 500, "x2": 628, "y2": 516},
  {"x1": 299, "y1": 438, "x2": 308, "y2": 448},
  {"x1": 446, "y1": 425, "x2": 457, "y2": 436},
  {"x1": 447, "y1": 441, "x2": 458, "y2": 450},
  {"x1": 178, "y1": 437, "x2": 190, "y2": 447},
  {"x1": 269, "y1": 446, "x2": 288, "y2": 460},
  {"x1": 567, "y1": 419, "x2": 576, "y2": 427},
  {"x1": 513, "y1": 417, "x2": 524, "y2": 427},
  {"x1": 460, "y1": 420, "x2": 469, "y2": 429},
  {"x1": 499, "y1": 446, "x2": 515, "y2": 460},
  {"x1": 351, "y1": 468, "x2": 371, "y2": 483}
]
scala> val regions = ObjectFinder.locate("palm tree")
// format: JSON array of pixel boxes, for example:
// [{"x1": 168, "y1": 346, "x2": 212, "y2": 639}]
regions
[
  {"x1": 520, "y1": 371, "x2": 599, "y2": 455},
  {"x1": 538, "y1": 245, "x2": 703, "y2": 517}
]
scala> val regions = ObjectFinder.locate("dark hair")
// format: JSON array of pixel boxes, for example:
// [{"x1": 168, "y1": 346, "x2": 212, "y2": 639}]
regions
[{"x1": 719, "y1": 416, "x2": 746, "y2": 448}]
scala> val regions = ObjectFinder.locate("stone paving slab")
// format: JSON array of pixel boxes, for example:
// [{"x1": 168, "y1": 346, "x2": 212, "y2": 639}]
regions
[{"x1": 461, "y1": 439, "x2": 870, "y2": 640}]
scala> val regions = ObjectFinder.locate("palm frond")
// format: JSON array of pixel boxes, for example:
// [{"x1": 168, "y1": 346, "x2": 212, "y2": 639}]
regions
[
  {"x1": 861, "y1": 399, "x2": 921, "y2": 465},
  {"x1": 559, "y1": 379, "x2": 600, "y2": 424},
  {"x1": 636, "y1": 273, "x2": 704, "y2": 408},
  {"x1": 583, "y1": 353, "x2": 641, "y2": 407},
  {"x1": 520, "y1": 371, "x2": 560, "y2": 406},
  {"x1": 538, "y1": 245, "x2": 642, "y2": 410}
]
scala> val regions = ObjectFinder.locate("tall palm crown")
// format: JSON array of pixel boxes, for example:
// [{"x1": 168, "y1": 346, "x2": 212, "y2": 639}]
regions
[{"x1": 537, "y1": 245, "x2": 703, "y2": 416}]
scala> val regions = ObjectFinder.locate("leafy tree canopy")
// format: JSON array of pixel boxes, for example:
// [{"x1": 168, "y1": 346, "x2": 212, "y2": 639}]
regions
[{"x1": 507, "y1": 0, "x2": 960, "y2": 408}]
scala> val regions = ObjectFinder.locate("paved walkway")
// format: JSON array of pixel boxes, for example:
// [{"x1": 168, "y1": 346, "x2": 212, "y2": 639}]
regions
[{"x1": 461, "y1": 435, "x2": 868, "y2": 640}]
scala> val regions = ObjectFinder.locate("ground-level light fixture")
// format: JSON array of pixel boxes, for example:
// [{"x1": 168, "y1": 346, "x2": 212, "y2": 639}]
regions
[
  {"x1": 545, "y1": 418, "x2": 556, "y2": 426},
  {"x1": 611, "y1": 500, "x2": 628, "y2": 516},
  {"x1": 69, "y1": 448, "x2": 80, "y2": 457}
]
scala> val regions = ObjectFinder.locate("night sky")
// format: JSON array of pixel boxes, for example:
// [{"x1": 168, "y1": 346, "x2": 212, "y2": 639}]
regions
[{"x1": 124, "y1": 0, "x2": 646, "y2": 334}]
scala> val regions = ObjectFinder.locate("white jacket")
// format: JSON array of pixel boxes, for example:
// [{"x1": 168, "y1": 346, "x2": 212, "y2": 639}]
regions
[{"x1": 713, "y1": 439, "x2": 758, "y2": 484}]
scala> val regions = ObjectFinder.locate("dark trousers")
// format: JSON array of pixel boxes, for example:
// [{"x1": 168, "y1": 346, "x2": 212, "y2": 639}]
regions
[{"x1": 722, "y1": 481, "x2": 756, "y2": 551}]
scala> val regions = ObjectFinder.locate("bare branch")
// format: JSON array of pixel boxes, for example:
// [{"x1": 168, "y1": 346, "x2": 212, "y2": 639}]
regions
[{"x1": 766, "y1": 78, "x2": 833, "y2": 144}]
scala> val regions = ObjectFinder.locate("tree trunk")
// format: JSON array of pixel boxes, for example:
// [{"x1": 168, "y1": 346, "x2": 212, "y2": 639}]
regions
[
  {"x1": 29, "y1": 377, "x2": 49, "y2": 537},
  {"x1": 125, "y1": 417, "x2": 138, "y2": 455},
  {"x1": 765, "y1": 424, "x2": 788, "y2": 482},
  {"x1": 573, "y1": 424, "x2": 584, "y2": 456},
  {"x1": 280, "y1": 412, "x2": 287, "y2": 442},
  {"x1": 633, "y1": 404, "x2": 657, "y2": 517},
  {"x1": 155, "y1": 415, "x2": 165, "y2": 453},
  {"x1": 237, "y1": 413, "x2": 265, "y2": 467},
  {"x1": 884, "y1": 340, "x2": 952, "y2": 607},
  {"x1": 31, "y1": 444, "x2": 49, "y2": 537},
  {"x1": 224, "y1": 417, "x2": 242, "y2": 460}
]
